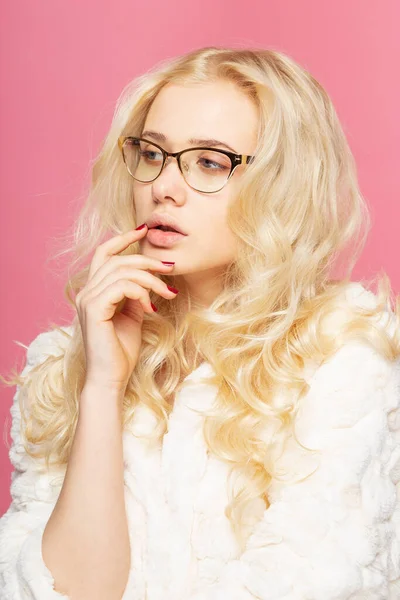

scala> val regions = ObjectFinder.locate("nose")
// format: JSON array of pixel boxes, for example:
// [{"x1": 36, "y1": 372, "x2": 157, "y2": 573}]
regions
[
  {"x1": 150, "y1": 154, "x2": 187, "y2": 203},
  {"x1": 158, "y1": 154, "x2": 185, "y2": 182}
]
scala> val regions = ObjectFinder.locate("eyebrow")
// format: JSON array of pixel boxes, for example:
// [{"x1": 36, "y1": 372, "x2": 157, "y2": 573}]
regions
[{"x1": 141, "y1": 130, "x2": 238, "y2": 154}]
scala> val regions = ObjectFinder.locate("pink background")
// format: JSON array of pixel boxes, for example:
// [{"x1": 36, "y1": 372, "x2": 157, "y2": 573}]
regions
[{"x1": 1, "y1": 1, "x2": 399, "y2": 515}]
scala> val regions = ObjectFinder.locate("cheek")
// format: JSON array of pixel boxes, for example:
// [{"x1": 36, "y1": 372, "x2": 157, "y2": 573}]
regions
[
  {"x1": 193, "y1": 212, "x2": 237, "y2": 257},
  {"x1": 132, "y1": 184, "x2": 150, "y2": 208},
  {"x1": 198, "y1": 196, "x2": 236, "y2": 243}
]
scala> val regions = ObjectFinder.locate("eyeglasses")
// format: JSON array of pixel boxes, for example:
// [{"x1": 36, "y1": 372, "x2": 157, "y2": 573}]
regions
[{"x1": 118, "y1": 136, "x2": 255, "y2": 194}]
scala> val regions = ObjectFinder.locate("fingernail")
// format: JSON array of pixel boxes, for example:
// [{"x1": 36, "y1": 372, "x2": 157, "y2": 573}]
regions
[
  {"x1": 150, "y1": 302, "x2": 158, "y2": 312},
  {"x1": 162, "y1": 261, "x2": 175, "y2": 265},
  {"x1": 167, "y1": 286, "x2": 179, "y2": 294},
  {"x1": 135, "y1": 223, "x2": 147, "y2": 230}
]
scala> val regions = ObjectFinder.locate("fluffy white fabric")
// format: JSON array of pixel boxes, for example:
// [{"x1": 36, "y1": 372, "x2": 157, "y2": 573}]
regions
[
  {"x1": 1, "y1": 283, "x2": 399, "y2": 599},
  {"x1": 0, "y1": 329, "x2": 70, "y2": 599}
]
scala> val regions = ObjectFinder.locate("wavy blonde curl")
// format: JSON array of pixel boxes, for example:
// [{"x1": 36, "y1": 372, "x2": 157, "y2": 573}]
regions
[{"x1": 2, "y1": 45, "x2": 400, "y2": 552}]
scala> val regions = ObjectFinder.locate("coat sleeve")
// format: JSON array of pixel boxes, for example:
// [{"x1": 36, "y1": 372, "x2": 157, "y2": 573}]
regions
[
  {"x1": 188, "y1": 336, "x2": 400, "y2": 600},
  {"x1": 0, "y1": 329, "x2": 71, "y2": 599}
]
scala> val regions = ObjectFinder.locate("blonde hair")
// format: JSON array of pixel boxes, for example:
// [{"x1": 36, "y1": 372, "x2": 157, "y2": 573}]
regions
[{"x1": 2, "y1": 46, "x2": 400, "y2": 551}]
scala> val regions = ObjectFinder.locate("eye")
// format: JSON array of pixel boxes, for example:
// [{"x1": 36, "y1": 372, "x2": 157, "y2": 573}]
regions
[
  {"x1": 198, "y1": 157, "x2": 229, "y2": 171},
  {"x1": 140, "y1": 150, "x2": 163, "y2": 162}
]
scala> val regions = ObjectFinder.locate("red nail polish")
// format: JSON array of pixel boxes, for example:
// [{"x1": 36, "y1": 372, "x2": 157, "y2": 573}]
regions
[
  {"x1": 135, "y1": 223, "x2": 147, "y2": 230},
  {"x1": 167, "y1": 286, "x2": 179, "y2": 294},
  {"x1": 162, "y1": 261, "x2": 175, "y2": 265},
  {"x1": 150, "y1": 302, "x2": 158, "y2": 312}
]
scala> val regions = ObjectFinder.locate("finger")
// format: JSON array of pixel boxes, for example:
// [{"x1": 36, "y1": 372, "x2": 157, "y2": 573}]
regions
[
  {"x1": 81, "y1": 268, "x2": 178, "y2": 307},
  {"x1": 87, "y1": 254, "x2": 174, "y2": 291},
  {"x1": 89, "y1": 279, "x2": 153, "y2": 322},
  {"x1": 88, "y1": 226, "x2": 149, "y2": 280}
]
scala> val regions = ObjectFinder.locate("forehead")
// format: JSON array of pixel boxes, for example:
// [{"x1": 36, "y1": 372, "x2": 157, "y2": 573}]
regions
[{"x1": 143, "y1": 81, "x2": 259, "y2": 153}]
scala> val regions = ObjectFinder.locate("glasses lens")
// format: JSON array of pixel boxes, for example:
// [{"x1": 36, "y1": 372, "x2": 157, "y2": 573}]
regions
[
  {"x1": 122, "y1": 138, "x2": 163, "y2": 182},
  {"x1": 122, "y1": 138, "x2": 232, "y2": 192},
  {"x1": 180, "y1": 149, "x2": 231, "y2": 192}
]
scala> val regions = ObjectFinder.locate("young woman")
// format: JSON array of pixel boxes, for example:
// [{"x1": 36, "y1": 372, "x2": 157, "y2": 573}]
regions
[{"x1": 1, "y1": 46, "x2": 399, "y2": 600}]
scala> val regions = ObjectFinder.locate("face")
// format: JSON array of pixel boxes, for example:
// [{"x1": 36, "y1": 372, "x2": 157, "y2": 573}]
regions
[{"x1": 133, "y1": 79, "x2": 259, "y2": 308}]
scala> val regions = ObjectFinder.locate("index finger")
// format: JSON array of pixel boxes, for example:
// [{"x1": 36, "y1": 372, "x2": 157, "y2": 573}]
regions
[{"x1": 88, "y1": 225, "x2": 149, "y2": 281}]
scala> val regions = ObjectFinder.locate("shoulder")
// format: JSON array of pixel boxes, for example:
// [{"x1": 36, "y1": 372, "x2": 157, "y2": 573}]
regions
[
  {"x1": 318, "y1": 280, "x2": 396, "y2": 337},
  {"x1": 19, "y1": 324, "x2": 74, "y2": 373},
  {"x1": 297, "y1": 284, "x2": 400, "y2": 445},
  {"x1": 8, "y1": 325, "x2": 74, "y2": 470},
  {"x1": 342, "y1": 280, "x2": 378, "y2": 308},
  {"x1": 310, "y1": 280, "x2": 399, "y2": 384},
  {"x1": 301, "y1": 339, "x2": 400, "y2": 432}
]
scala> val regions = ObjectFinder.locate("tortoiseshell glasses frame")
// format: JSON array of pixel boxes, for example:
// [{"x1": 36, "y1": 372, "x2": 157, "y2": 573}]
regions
[{"x1": 118, "y1": 135, "x2": 256, "y2": 194}]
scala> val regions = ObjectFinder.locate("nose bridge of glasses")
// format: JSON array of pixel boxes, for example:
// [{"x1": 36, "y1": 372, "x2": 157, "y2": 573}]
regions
[{"x1": 163, "y1": 151, "x2": 188, "y2": 176}]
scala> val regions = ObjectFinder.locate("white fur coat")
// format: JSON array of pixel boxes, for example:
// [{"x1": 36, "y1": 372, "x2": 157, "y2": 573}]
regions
[{"x1": 0, "y1": 282, "x2": 399, "y2": 599}]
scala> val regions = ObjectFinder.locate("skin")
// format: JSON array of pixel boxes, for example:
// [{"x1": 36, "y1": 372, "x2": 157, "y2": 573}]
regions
[{"x1": 133, "y1": 79, "x2": 259, "y2": 309}]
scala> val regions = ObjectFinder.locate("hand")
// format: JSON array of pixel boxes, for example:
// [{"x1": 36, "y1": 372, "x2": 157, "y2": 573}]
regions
[{"x1": 75, "y1": 225, "x2": 178, "y2": 392}]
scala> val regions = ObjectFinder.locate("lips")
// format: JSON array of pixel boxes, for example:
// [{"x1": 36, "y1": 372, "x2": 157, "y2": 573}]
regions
[
  {"x1": 152, "y1": 225, "x2": 180, "y2": 233},
  {"x1": 146, "y1": 214, "x2": 188, "y2": 235},
  {"x1": 149, "y1": 224, "x2": 186, "y2": 235},
  {"x1": 146, "y1": 228, "x2": 186, "y2": 248}
]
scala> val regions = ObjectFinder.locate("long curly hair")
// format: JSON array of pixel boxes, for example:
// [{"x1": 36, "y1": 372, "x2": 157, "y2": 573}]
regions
[{"x1": 2, "y1": 46, "x2": 400, "y2": 551}]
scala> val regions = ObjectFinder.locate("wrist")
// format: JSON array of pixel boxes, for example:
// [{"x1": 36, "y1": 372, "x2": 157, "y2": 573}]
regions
[{"x1": 81, "y1": 380, "x2": 127, "y2": 402}]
